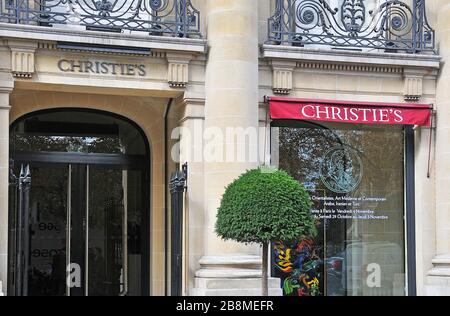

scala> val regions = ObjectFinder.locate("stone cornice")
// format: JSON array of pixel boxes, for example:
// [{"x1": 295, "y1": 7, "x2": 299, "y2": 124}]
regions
[
  {"x1": 262, "y1": 44, "x2": 441, "y2": 70},
  {"x1": 0, "y1": 23, "x2": 207, "y2": 54},
  {"x1": 177, "y1": 97, "x2": 205, "y2": 123},
  {"x1": 37, "y1": 42, "x2": 167, "y2": 59},
  {"x1": 263, "y1": 45, "x2": 441, "y2": 100}
]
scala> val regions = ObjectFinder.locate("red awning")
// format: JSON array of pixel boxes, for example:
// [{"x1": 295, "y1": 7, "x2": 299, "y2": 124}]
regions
[{"x1": 267, "y1": 97, "x2": 433, "y2": 127}]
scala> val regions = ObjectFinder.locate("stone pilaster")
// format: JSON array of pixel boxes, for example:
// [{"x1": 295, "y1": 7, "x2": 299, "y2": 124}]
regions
[
  {"x1": 176, "y1": 97, "x2": 206, "y2": 295},
  {"x1": 427, "y1": 1, "x2": 450, "y2": 296},
  {"x1": 0, "y1": 79, "x2": 13, "y2": 293},
  {"x1": 192, "y1": 0, "x2": 281, "y2": 296}
]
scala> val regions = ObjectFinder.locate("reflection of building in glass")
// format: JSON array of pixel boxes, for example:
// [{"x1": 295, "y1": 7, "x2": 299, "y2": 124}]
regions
[{"x1": 275, "y1": 124, "x2": 406, "y2": 296}]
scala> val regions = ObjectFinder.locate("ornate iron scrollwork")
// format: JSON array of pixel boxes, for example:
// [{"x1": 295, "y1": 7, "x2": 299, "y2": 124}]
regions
[
  {"x1": 0, "y1": 0, "x2": 201, "y2": 38},
  {"x1": 268, "y1": 0, "x2": 435, "y2": 53}
]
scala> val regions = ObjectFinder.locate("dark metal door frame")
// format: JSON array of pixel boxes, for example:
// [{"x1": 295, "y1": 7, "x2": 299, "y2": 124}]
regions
[
  {"x1": 7, "y1": 160, "x2": 18, "y2": 296},
  {"x1": 9, "y1": 164, "x2": 31, "y2": 296},
  {"x1": 405, "y1": 126, "x2": 417, "y2": 296},
  {"x1": 11, "y1": 151, "x2": 147, "y2": 169},
  {"x1": 169, "y1": 165, "x2": 187, "y2": 296},
  {"x1": 70, "y1": 164, "x2": 87, "y2": 296}
]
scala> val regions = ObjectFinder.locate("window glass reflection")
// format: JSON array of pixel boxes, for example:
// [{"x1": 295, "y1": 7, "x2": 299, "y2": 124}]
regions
[
  {"x1": 274, "y1": 123, "x2": 406, "y2": 296},
  {"x1": 11, "y1": 111, "x2": 146, "y2": 155}
]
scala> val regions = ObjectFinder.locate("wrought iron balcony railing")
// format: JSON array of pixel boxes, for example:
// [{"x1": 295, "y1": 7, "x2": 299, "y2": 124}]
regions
[
  {"x1": 268, "y1": 0, "x2": 435, "y2": 53},
  {"x1": 0, "y1": 0, "x2": 201, "y2": 38}
]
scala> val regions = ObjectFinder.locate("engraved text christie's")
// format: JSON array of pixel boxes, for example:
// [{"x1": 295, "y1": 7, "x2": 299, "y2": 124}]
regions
[{"x1": 58, "y1": 59, "x2": 146, "y2": 77}]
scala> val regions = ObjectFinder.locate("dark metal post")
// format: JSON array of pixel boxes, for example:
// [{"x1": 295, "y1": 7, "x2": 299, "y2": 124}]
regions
[
  {"x1": 70, "y1": 164, "x2": 87, "y2": 296},
  {"x1": 169, "y1": 165, "x2": 187, "y2": 296},
  {"x1": 8, "y1": 159, "x2": 18, "y2": 296},
  {"x1": 272, "y1": 0, "x2": 284, "y2": 44},
  {"x1": 405, "y1": 126, "x2": 417, "y2": 296},
  {"x1": 15, "y1": 167, "x2": 23, "y2": 296},
  {"x1": 411, "y1": 0, "x2": 419, "y2": 53},
  {"x1": 179, "y1": 0, "x2": 187, "y2": 38},
  {"x1": 286, "y1": 0, "x2": 295, "y2": 43},
  {"x1": 415, "y1": 0, "x2": 433, "y2": 53},
  {"x1": 17, "y1": 164, "x2": 31, "y2": 296},
  {"x1": 9, "y1": 0, "x2": 19, "y2": 24}
]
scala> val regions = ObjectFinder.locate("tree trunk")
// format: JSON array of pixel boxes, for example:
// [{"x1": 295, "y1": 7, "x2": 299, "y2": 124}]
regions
[{"x1": 262, "y1": 243, "x2": 269, "y2": 296}]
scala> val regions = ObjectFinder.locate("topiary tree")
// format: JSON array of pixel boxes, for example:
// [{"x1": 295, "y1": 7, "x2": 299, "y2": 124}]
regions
[{"x1": 215, "y1": 167, "x2": 316, "y2": 296}]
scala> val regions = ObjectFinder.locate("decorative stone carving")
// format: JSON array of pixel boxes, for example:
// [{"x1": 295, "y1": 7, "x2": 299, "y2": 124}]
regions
[
  {"x1": 404, "y1": 76, "x2": 423, "y2": 102},
  {"x1": 271, "y1": 60, "x2": 296, "y2": 95},
  {"x1": 8, "y1": 40, "x2": 38, "y2": 78},
  {"x1": 11, "y1": 51, "x2": 35, "y2": 78},
  {"x1": 403, "y1": 68, "x2": 428, "y2": 102},
  {"x1": 166, "y1": 52, "x2": 193, "y2": 88},
  {"x1": 168, "y1": 63, "x2": 189, "y2": 88},
  {"x1": 297, "y1": 61, "x2": 403, "y2": 74}
]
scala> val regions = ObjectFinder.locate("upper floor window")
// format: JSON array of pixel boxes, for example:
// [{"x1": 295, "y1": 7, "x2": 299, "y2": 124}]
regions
[
  {"x1": 267, "y1": 0, "x2": 435, "y2": 54},
  {"x1": 0, "y1": 0, "x2": 201, "y2": 38}
]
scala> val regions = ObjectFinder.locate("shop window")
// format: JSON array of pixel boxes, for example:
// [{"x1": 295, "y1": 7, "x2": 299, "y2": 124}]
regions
[{"x1": 271, "y1": 122, "x2": 407, "y2": 296}]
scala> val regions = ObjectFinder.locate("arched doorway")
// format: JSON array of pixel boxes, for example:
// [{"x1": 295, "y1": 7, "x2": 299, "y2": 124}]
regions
[{"x1": 8, "y1": 109, "x2": 150, "y2": 296}]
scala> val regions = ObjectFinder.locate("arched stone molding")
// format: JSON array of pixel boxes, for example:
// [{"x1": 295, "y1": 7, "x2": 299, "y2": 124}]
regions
[{"x1": 9, "y1": 90, "x2": 169, "y2": 296}]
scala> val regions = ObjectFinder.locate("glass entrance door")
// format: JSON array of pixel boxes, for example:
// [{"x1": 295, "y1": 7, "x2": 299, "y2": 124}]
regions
[
  {"x1": 10, "y1": 161, "x2": 146, "y2": 296},
  {"x1": 11, "y1": 162, "x2": 144, "y2": 297},
  {"x1": 86, "y1": 166, "x2": 144, "y2": 296},
  {"x1": 9, "y1": 109, "x2": 150, "y2": 296},
  {"x1": 26, "y1": 164, "x2": 68, "y2": 296},
  {"x1": 8, "y1": 109, "x2": 150, "y2": 296}
]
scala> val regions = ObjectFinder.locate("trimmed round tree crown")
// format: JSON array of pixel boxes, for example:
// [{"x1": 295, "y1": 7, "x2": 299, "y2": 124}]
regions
[{"x1": 215, "y1": 168, "x2": 316, "y2": 244}]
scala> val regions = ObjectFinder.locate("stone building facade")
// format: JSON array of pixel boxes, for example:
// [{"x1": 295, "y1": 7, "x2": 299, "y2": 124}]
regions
[{"x1": 0, "y1": 0, "x2": 448, "y2": 296}]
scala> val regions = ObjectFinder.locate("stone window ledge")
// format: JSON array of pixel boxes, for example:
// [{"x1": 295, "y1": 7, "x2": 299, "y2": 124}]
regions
[{"x1": 0, "y1": 23, "x2": 207, "y2": 54}]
